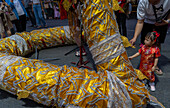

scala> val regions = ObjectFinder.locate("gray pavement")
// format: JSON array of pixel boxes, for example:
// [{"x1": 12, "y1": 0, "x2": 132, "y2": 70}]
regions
[{"x1": 0, "y1": 18, "x2": 170, "y2": 108}]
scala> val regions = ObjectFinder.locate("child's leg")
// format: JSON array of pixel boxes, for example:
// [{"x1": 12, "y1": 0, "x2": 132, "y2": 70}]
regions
[
  {"x1": 148, "y1": 72, "x2": 156, "y2": 91},
  {"x1": 7, "y1": 29, "x2": 12, "y2": 36},
  {"x1": 149, "y1": 81, "x2": 155, "y2": 92}
]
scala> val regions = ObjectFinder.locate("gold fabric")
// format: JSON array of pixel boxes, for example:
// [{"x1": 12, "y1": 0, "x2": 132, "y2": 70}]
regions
[
  {"x1": 0, "y1": 0, "x2": 164, "y2": 108},
  {"x1": 82, "y1": 0, "x2": 163, "y2": 107},
  {"x1": 121, "y1": 36, "x2": 135, "y2": 48},
  {"x1": 62, "y1": 0, "x2": 72, "y2": 12},
  {"x1": 135, "y1": 69, "x2": 148, "y2": 80},
  {"x1": 0, "y1": 26, "x2": 75, "y2": 56},
  {"x1": 0, "y1": 52, "x2": 131, "y2": 107}
]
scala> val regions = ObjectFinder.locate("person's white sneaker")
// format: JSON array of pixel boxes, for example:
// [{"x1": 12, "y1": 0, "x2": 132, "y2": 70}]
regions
[
  {"x1": 150, "y1": 85, "x2": 156, "y2": 92},
  {"x1": 149, "y1": 82, "x2": 156, "y2": 92}
]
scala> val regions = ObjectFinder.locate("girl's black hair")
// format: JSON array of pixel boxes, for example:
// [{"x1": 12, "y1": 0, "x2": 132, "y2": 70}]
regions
[{"x1": 145, "y1": 31, "x2": 160, "y2": 45}]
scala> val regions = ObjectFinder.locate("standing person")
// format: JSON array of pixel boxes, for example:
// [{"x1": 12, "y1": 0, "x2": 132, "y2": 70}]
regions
[
  {"x1": 5, "y1": 0, "x2": 28, "y2": 32},
  {"x1": 44, "y1": 0, "x2": 53, "y2": 19},
  {"x1": 115, "y1": 0, "x2": 129, "y2": 37},
  {"x1": 23, "y1": 0, "x2": 36, "y2": 27},
  {"x1": 0, "y1": 1, "x2": 13, "y2": 38},
  {"x1": 130, "y1": 0, "x2": 170, "y2": 75},
  {"x1": 129, "y1": 31, "x2": 161, "y2": 91},
  {"x1": 31, "y1": 0, "x2": 47, "y2": 28},
  {"x1": 53, "y1": 2, "x2": 59, "y2": 19}
]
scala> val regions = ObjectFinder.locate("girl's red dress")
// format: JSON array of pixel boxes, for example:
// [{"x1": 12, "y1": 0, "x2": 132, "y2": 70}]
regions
[{"x1": 139, "y1": 45, "x2": 161, "y2": 82}]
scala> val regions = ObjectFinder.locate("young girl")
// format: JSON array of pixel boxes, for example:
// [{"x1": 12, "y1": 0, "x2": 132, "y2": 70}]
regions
[
  {"x1": 129, "y1": 31, "x2": 161, "y2": 92},
  {"x1": 0, "y1": 1, "x2": 13, "y2": 38}
]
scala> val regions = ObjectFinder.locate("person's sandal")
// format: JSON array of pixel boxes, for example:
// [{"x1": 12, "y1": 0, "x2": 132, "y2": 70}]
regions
[
  {"x1": 155, "y1": 68, "x2": 163, "y2": 75},
  {"x1": 75, "y1": 50, "x2": 86, "y2": 57},
  {"x1": 37, "y1": 26, "x2": 41, "y2": 29}
]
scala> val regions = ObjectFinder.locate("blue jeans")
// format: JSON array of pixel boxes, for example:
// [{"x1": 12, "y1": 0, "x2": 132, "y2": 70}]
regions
[{"x1": 33, "y1": 4, "x2": 46, "y2": 26}]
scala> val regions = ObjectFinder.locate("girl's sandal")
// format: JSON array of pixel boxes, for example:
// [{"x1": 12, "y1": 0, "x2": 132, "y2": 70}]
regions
[{"x1": 155, "y1": 68, "x2": 163, "y2": 75}]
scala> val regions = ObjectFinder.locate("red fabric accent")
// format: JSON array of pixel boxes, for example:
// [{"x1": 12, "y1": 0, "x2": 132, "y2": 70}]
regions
[
  {"x1": 153, "y1": 31, "x2": 160, "y2": 42},
  {"x1": 118, "y1": 0, "x2": 126, "y2": 8},
  {"x1": 118, "y1": 0, "x2": 127, "y2": 13},
  {"x1": 72, "y1": 4, "x2": 75, "y2": 9},
  {"x1": 139, "y1": 43, "x2": 144, "y2": 48},
  {"x1": 41, "y1": 39, "x2": 47, "y2": 48},
  {"x1": 138, "y1": 48, "x2": 142, "y2": 54},
  {"x1": 27, "y1": 40, "x2": 32, "y2": 48},
  {"x1": 59, "y1": 37, "x2": 65, "y2": 44},
  {"x1": 60, "y1": 0, "x2": 68, "y2": 20},
  {"x1": 155, "y1": 47, "x2": 161, "y2": 57}
]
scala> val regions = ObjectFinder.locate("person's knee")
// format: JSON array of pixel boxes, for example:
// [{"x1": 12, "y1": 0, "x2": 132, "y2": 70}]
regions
[{"x1": 7, "y1": 30, "x2": 12, "y2": 36}]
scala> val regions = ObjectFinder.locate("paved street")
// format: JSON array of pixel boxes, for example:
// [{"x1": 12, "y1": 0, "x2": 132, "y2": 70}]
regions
[{"x1": 0, "y1": 18, "x2": 170, "y2": 108}]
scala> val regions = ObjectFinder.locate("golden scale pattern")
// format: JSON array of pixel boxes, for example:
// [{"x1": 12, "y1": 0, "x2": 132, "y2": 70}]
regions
[{"x1": 0, "y1": 0, "x2": 164, "y2": 108}]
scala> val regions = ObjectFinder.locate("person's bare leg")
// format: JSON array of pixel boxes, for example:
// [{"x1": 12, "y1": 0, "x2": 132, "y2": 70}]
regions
[
  {"x1": 73, "y1": 27, "x2": 87, "y2": 56},
  {"x1": 73, "y1": 27, "x2": 81, "y2": 47},
  {"x1": 155, "y1": 43, "x2": 163, "y2": 75},
  {"x1": 7, "y1": 30, "x2": 12, "y2": 36}
]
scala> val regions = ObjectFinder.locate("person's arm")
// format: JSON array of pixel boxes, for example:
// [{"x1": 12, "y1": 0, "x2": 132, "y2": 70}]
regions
[
  {"x1": 128, "y1": 52, "x2": 140, "y2": 60},
  {"x1": 21, "y1": 0, "x2": 24, "y2": 6},
  {"x1": 3, "y1": 1, "x2": 10, "y2": 7},
  {"x1": 152, "y1": 58, "x2": 158, "y2": 72},
  {"x1": 130, "y1": 0, "x2": 146, "y2": 45},
  {"x1": 155, "y1": 12, "x2": 170, "y2": 26},
  {"x1": 130, "y1": 19, "x2": 144, "y2": 45},
  {"x1": 3, "y1": 1, "x2": 11, "y2": 12}
]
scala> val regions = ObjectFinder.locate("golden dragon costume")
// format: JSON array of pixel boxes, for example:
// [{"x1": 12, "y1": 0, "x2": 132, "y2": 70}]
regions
[{"x1": 0, "y1": 0, "x2": 164, "y2": 107}]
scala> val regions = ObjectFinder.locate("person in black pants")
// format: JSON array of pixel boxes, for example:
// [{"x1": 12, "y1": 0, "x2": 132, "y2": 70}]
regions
[
  {"x1": 7, "y1": 0, "x2": 28, "y2": 32},
  {"x1": 115, "y1": 11, "x2": 127, "y2": 37},
  {"x1": 13, "y1": 14, "x2": 27, "y2": 32},
  {"x1": 24, "y1": 0, "x2": 36, "y2": 27},
  {"x1": 115, "y1": 0, "x2": 129, "y2": 37}
]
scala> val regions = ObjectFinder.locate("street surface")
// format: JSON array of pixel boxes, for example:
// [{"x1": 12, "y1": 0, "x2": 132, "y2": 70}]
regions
[{"x1": 0, "y1": 18, "x2": 170, "y2": 108}]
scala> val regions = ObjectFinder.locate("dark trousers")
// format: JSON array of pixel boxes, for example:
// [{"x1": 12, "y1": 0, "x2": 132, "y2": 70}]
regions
[
  {"x1": 115, "y1": 12, "x2": 127, "y2": 37},
  {"x1": 46, "y1": 8, "x2": 54, "y2": 18},
  {"x1": 141, "y1": 22, "x2": 168, "y2": 44},
  {"x1": 13, "y1": 14, "x2": 26, "y2": 32},
  {"x1": 26, "y1": 8, "x2": 36, "y2": 26}
]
